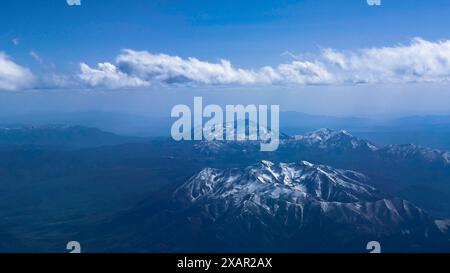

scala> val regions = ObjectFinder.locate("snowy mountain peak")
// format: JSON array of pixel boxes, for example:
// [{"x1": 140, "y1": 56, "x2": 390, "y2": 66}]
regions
[
  {"x1": 300, "y1": 160, "x2": 314, "y2": 167},
  {"x1": 293, "y1": 128, "x2": 378, "y2": 151},
  {"x1": 261, "y1": 160, "x2": 274, "y2": 167},
  {"x1": 176, "y1": 160, "x2": 382, "y2": 205},
  {"x1": 382, "y1": 144, "x2": 450, "y2": 165},
  {"x1": 167, "y1": 160, "x2": 447, "y2": 251}
]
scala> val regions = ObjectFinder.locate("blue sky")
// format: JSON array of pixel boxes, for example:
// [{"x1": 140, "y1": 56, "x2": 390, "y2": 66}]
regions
[
  {"x1": 1, "y1": 0, "x2": 450, "y2": 117},
  {"x1": 3, "y1": 0, "x2": 450, "y2": 68}
]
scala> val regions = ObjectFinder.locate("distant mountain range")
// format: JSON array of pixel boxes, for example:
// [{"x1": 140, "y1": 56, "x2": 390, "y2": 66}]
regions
[
  {"x1": 4, "y1": 111, "x2": 450, "y2": 150},
  {"x1": 0, "y1": 125, "x2": 148, "y2": 148}
]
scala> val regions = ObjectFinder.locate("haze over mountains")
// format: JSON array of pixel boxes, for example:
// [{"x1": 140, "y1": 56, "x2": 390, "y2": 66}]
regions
[
  {"x1": 0, "y1": 125, "x2": 145, "y2": 148},
  {"x1": 3, "y1": 111, "x2": 450, "y2": 150}
]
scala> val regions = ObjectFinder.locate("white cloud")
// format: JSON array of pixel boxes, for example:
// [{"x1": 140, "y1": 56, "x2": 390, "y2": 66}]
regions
[
  {"x1": 2, "y1": 38, "x2": 449, "y2": 91},
  {"x1": 322, "y1": 38, "x2": 450, "y2": 84},
  {"x1": 78, "y1": 62, "x2": 150, "y2": 89},
  {"x1": 75, "y1": 38, "x2": 450, "y2": 89},
  {"x1": 0, "y1": 52, "x2": 34, "y2": 91},
  {"x1": 115, "y1": 50, "x2": 266, "y2": 85},
  {"x1": 12, "y1": 38, "x2": 19, "y2": 46},
  {"x1": 79, "y1": 50, "x2": 334, "y2": 88}
]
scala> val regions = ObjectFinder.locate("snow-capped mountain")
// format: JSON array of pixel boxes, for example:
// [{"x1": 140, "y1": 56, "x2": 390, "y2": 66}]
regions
[
  {"x1": 292, "y1": 128, "x2": 378, "y2": 151},
  {"x1": 131, "y1": 160, "x2": 448, "y2": 252},
  {"x1": 290, "y1": 129, "x2": 450, "y2": 166},
  {"x1": 189, "y1": 128, "x2": 450, "y2": 221},
  {"x1": 380, "y1": 144, "x2": 450, "y2": 165},
  {"x1": 191, "y1": 120, "x2": 289, "y2": 142},
  {"x1": 176, "y1": 160, "x2": 382, "y2": 204},
  {"x1": 192, "y1": 128, "x2": 379, "y2": 156},
  {"x1": 192, "y1": 127, "x2": 450, "y2": 170}
]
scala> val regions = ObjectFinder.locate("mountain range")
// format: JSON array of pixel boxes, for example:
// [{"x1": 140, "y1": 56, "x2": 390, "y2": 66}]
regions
[
  {"x1": 85, "y1": 160, "x2": 449, "y2": 252},
  {"x1": 4, "y1": 111, "x2": 450, "y2": 150},
  {"x1": 0, "y1": 125, "x2": 147, "y2": 148},
  {"x1": 1, "y1": 124, "x2": 450, "y2": 252}
]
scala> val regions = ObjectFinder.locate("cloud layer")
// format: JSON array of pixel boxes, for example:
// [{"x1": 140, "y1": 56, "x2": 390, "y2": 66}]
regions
[
  {"x1": 0, "y1": 52, "x2": 34, "y2": 91},
  {"x1": 321, "y1": 38, "x2": 450, "y2": 84},
  {"x1": 77, "y1": 38, "x2": 450, "y2": 89},
  {"x1": 78, "y1": 50, "x2": 334, "y2": 87},
  {"x1": 2, "y1": 38, "x2": 450, "y2": 91}
]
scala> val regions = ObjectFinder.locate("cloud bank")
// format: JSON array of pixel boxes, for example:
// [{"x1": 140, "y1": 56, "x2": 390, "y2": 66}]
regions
[
  {"x1": 2, "y1": 38, "x2": 450, "y2": 91},
  {"x1": 78, "y1": 38, "x2": 450, "y2": 89},
  {"x1": 321, "y1": 38, "x2": 450, "y2": 84},
  {"x1": 0, "y1": 52, "x2": 34, "y2": 91},
  {"x1": 78, "y1": 50, "x2": 333, "y2": 87}
]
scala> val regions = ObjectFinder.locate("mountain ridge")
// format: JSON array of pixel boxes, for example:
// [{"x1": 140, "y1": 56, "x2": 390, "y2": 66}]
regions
[{"x1": 89, "y1": 160, "x2": 449, "y2": 252}]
